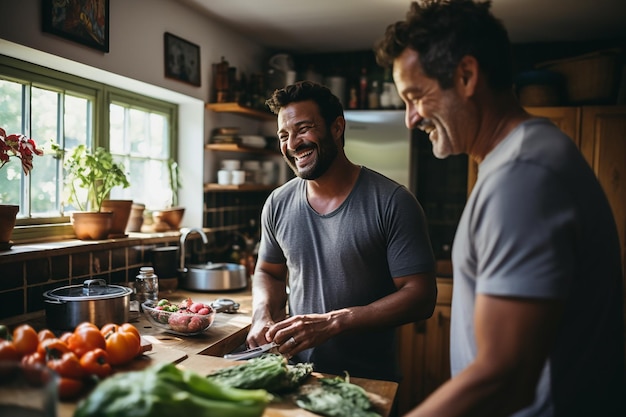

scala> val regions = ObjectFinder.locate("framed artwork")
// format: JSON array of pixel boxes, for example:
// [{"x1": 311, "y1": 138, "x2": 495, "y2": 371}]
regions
[
  {"x1": 164, "y1": 32, "x2": 201, "y2": 86},
  {"x1": 41, "y1": 0, "x2": 110, "y2": 52}
]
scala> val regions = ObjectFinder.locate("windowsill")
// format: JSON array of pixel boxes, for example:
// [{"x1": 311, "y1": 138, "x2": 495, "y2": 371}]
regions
[{"x1": 0, "y1": 231, "x2": 182, "y2": 263}]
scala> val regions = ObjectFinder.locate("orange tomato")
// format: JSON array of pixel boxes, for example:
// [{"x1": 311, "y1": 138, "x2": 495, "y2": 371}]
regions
[
  {"x1": 13, "y1": 324, "x2": 39, "y2": 356},
  {"x1": 37, "y1": 329, "x2": 56, "y2": 343},
  {"x1": 0, "y1": 340, "x2": 20, "y2": 362},
  {"x1": 103, "y1": 325, "x2": 140, "y2": 366},
  {"x1": 68, "y1": 325, "x2": 106, "y2": 358},
  {"x1": 75, "y1": 322, "x2": 99, "y2": 332},
  {"x1": 100, "y1": 323, "x2": 141, "y2": 342},
  {"x1": 80, "y1": 348, "x2": 112, "y2": 378},
  {"x1": 47, "y1": 351, "x2": 84, "y2": 379},
  {"x1": 58, "y1": 377, "x2": 84, "y2": 401},
  {"x1": 37, "y1": 337, "x2": 70, "y2": 359},
  {"x1": 59, "y1": 331, "x2": 73, "y2": 344}
]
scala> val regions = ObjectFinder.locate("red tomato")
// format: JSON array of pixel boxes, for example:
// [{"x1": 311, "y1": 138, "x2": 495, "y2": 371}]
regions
[
  {"x1": 68, "y1": 325, "x2": 106, "y2": 358},
  {"x1": 21, "y1": 351, "x2": 46, "y2": 366},
  {"x1": 58, "y1": 377, "x2": 84, "y2": 401},
  {"x1": 47, "y1": 351, "x2": 84, "y2": 379},
  {"x1": 0, "y1": 340, "x2": 20, "y2": 362},
  {"x1": 103, "y1": 325, "x2": 140, "y2": 366},
  {"x1": 12, "y1": 324, "x2": 39, "y2": 356},
  {"x1": 80, "y1": 348, "x2": 112, "y2": 378}
]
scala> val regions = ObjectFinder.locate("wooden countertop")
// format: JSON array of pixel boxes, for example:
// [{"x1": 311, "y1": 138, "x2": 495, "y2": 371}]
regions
[{"x1": 46, "y1": 288, "x2": 397, "y2": 417}]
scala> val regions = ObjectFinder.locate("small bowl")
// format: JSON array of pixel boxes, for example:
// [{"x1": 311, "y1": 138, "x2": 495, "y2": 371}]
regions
[{"x1": 142, "y1": 301, "x2": 215, "y2": 336}]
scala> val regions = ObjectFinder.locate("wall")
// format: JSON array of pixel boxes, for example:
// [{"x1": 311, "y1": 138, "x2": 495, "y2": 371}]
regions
[{"x1": 0, "y1": 0, "x2": 269, "y2": 227}]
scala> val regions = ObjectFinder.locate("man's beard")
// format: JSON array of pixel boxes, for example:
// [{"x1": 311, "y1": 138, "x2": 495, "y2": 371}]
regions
[{"x1": 284, "y1": 134, "x2": 338, "y2": 180}]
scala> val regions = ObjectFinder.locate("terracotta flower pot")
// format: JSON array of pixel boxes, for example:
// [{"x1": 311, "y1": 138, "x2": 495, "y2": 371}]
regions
[
  {"x1": 152, "y1": 207, "x2": 185, "y2": 231},
  {"x1": 70, "y1": 211, "x2": 113, "y2": 240},
  {"x1": 101, "y1": 199, "x2": 133, "y2": 238},
  {"x1": 0, "y1": 204, "x2": 19, "y2": 250},
  {"x1": 126, "y1": 203, "x2": 146, "y2": 233}
]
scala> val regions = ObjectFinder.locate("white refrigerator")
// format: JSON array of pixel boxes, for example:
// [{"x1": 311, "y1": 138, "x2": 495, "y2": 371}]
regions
[{"x1": 343, "y1": 110, "x2": 412, "y2": 191}]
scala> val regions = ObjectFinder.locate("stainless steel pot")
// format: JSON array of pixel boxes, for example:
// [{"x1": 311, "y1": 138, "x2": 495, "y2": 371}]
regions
[
  {"x1": 43, "y1": 279, "x2": 133, "y2": 330},
  {"x1": 180, "y1": 262, "x2": 248, "y2": 291}
]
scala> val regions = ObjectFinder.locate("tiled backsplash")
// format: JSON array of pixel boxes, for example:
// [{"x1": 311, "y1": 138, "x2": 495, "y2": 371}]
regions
[{"x1": 0, "y1": 233, "x2": 182, "y2": 321}]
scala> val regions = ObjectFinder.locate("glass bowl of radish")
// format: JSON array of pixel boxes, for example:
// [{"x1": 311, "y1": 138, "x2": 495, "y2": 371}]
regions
[{"x1": 142, "y1": 297, "x2": 215, "y2": 336}]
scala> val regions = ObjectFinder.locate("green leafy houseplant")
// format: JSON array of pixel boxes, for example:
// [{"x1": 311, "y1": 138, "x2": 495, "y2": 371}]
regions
[{"x1": 53, "y1": 144, "x2": 130, "y2": 212}]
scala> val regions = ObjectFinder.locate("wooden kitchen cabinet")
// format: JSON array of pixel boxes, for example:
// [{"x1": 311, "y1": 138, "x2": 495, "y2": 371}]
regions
[{"x1": 396, "y1": 277, "x2": 452, "y2": 414}]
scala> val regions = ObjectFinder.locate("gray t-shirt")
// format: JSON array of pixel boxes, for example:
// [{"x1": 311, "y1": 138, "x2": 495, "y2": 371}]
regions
[
  {"x1": 452, "y1": 118, "x2": 625, "y2": 416},
  {"x1": 259, "y1": 167, "x2": 435, "y2": 381}
]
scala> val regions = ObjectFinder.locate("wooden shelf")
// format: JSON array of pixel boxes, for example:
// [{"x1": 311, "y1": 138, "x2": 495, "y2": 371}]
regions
[
  {"x1": 204, "y1": 183, "x2": 277, "y2": 192},
  {"x1": 205, "y1": 102, "x2": 275, "y2": 121},
  {"x1": 205, "y1": 143, "x2": 279, "y2": 155}
]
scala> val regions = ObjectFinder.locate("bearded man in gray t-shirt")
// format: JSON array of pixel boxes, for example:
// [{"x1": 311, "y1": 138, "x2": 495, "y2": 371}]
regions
[{"x1": 246, "y1": 81, "x2": 437, "y2": 382}]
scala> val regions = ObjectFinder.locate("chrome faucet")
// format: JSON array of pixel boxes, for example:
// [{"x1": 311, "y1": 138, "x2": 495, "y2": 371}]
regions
[{"x1": 179, "y1": 227, "x2": 209, "y2": 270}]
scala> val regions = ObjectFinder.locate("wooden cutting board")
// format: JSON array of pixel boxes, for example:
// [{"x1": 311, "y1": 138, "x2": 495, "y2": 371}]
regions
[{"x1": 178, "y1": 354, "x2": 398, "y2": 417}]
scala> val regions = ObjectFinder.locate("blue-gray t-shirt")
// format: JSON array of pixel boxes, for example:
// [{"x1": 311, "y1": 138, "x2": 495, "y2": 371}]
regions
[
  {"x1": 452, "y1": 118, "x2": 625, "y2": 416},
  {"x1": 259, "y1": 167, "x2": 435, "y2": 381}
]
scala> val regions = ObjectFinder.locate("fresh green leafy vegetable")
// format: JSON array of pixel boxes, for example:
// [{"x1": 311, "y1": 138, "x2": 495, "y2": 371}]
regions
[
  {"x1": 74, "y1": 362, "x2": 271, "y2": 417},
  {"x1": 207, "y1": 353, "x2": 313, "y2": 393},
  {"x1": 295, "y1": 373, "x2": 381, "y2": 417}
]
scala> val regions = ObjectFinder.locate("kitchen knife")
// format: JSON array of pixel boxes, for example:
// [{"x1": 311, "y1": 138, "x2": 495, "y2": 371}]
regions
[{"x1": 223, "y1": 342, "x2": 278, "y2": 360}]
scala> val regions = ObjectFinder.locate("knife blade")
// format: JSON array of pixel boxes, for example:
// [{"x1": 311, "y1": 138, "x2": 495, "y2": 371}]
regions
[{"x1": 223, "y1": 342, "x2": 279, "y2": 360}]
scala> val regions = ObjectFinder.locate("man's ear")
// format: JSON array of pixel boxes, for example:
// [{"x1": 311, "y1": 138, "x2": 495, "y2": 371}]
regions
[
  {"x1": 456, "y1": 55, "x2": 479, "y2": 97},
  {"x1": 331, "y1": 116, "x2": 345, "y2": 141}
]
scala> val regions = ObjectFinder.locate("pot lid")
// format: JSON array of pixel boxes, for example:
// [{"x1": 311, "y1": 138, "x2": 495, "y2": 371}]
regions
[{"x1": 44, "y1": 279, "x2": 132, "y2": 301}]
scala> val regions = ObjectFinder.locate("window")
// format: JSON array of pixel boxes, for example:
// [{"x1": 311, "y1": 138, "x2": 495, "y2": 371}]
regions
[
  {"x1": 108, "y1": 93, "x2": 176, "y2": 209},
  {"x1": 0, "y1": 55, "x2": 177, "y2": 241}
]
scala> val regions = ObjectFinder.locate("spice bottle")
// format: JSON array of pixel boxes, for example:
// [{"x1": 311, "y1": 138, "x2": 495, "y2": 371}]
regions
[{"x1": 135, "y1": 266, "x2": 159, "y2": 310}]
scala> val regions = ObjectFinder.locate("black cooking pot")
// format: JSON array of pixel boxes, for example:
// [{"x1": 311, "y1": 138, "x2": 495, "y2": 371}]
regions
[{"x1": 43, "y1": 279, "x2": 133, "y2": 330}]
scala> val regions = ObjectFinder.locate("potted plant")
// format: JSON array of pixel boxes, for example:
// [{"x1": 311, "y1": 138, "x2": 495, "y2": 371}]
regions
[
  {"x1": 53, "y1": 144, "x2": 130, "y2": 240},
  {"x1": 0, "y1": 128, "x2": 43, "y2": 248}
]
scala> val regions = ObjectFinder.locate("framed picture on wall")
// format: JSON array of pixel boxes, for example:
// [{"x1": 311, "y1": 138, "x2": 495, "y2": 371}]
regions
[
  {"x1": 164, "y1": 32, "x2": 201, "y2": 86},
  {"x1": 41, "y1": 0, "x2": 110, "y2": 52}
]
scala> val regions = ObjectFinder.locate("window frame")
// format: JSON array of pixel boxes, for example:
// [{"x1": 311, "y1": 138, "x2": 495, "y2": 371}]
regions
[{"x1": 0, "y1": 54, "x2": 178, "y2": 243}]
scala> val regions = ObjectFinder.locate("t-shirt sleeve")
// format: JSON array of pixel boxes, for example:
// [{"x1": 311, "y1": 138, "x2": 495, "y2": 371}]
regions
[
  {"x1": 473, "y1": 162, "x2": 577, "y2": 298},
  {"x1": 386, "y1": 186, "x2": 436, "y2": 277}
]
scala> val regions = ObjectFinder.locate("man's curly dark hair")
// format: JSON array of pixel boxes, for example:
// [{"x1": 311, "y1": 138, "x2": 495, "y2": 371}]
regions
[
  {"x1": 265, "y1": 81, "x2": 344, "y2": 134},
  {"x1": 374, "y1": 0, "x2": 513, "y2": 91}
]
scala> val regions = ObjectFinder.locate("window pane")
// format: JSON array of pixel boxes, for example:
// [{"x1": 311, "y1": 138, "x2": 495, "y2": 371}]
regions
[
  {"x1": 64, "y1": 95, "x2": 90, "y2": 149},
  {"x1": 31, "y1": 86, "x2": 61, "y2": 215},
  {"x1": 0, "y1": 79, "x2": 23, "y2": 205},
  {"x1": 109, "y1": 103, "x2": 125, "y2": 154}
]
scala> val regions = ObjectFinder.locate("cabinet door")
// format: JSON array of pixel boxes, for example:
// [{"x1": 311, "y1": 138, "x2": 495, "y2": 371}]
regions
[
  {"x1": 422, "y1": 304, "x2": 452, "y2": 396},
  {"x1": 579, "y1": 106, "x2": 626, "y2": 342},
  {"x1": 396, "y1": 279, "x2": 452, "y2": 414}
]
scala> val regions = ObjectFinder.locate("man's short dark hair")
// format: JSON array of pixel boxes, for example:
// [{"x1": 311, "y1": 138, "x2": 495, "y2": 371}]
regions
[
  {"x1": 374, "y1": 0, "x2": 513, "y2": 91},
  {"x1": 266, "y1": 81, "x2": 345, "y2": 131}
]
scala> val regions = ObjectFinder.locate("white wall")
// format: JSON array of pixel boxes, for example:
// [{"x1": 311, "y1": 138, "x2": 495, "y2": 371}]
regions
[{"x1": 0, "y1": 0, "x2": 268, "y2": 228}]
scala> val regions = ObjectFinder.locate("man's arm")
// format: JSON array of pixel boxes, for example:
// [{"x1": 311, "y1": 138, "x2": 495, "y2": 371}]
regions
[
  {"x1": 406, "y1": 294, "x2": 563, "y2": 417},
  {"x1": 246, "y1": 259, "x2": 289, "y2": 348}
]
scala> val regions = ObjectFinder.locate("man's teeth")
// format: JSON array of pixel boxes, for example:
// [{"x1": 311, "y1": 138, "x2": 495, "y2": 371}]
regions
[{"x1": 295, "y1": 150, "x2": 313, "y2": 160}]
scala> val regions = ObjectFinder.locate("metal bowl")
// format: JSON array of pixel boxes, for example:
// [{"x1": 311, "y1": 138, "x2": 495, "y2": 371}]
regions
[{"x1": 180, "y1": 262, "x2": 248, "y2": 291}]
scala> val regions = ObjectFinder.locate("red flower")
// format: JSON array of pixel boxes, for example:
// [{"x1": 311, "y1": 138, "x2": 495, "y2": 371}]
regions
[{"x1": 0, "y1": 128, "x2": 44, "y2": 175}]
